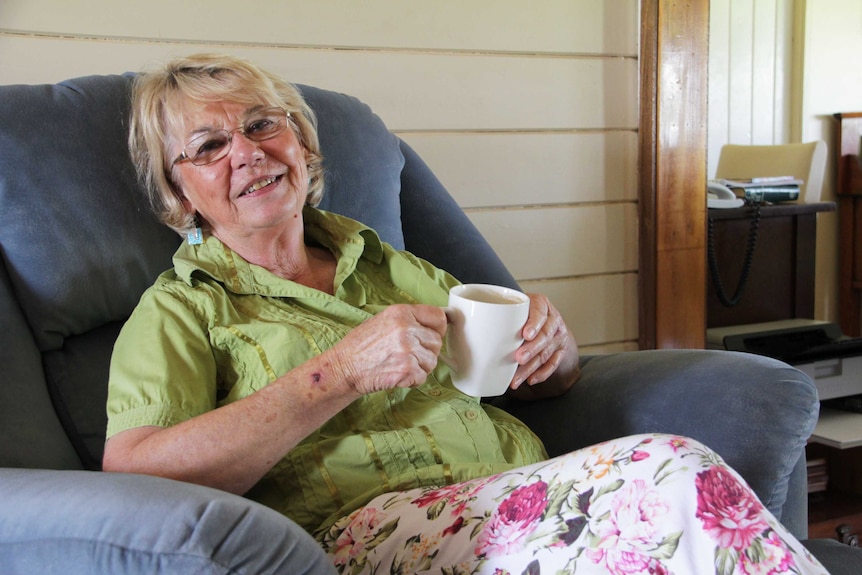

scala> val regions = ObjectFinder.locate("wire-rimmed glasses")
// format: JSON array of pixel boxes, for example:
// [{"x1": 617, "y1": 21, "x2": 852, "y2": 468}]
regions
[{"x1": 172, "y1": 107, "x2": 290, "y2": 167}]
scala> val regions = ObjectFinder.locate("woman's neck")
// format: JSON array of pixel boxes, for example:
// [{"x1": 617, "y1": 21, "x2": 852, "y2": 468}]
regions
[{"x1": 213, "y1": 225, "x2": 336, "y2": 294}]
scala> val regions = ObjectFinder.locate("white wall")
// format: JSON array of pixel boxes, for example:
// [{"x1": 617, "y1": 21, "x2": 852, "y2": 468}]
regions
[
  {"x1": 798, "y1": 0, "x2": 862, "y2": 325},
  {"x1": 0, "y1": 0, "x2": 641, "y2": 354}
]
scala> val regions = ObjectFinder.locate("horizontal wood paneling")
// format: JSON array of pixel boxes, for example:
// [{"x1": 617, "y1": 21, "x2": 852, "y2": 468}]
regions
[
  {"x1": 1, "y1": 0, "x2": 639, "y2": 55},
  {"x1": 467, "y1": 204, "x2": 638, "y2": 280},
  {"x1": 401, "y1": 132, "x2": 638, "y2": 208},
  {"x1": 0, "y1": 36, "x2": 638, "y2": 132},
  {"x1": 521, "y1": 273, "x2": 638, "y2": 347}
]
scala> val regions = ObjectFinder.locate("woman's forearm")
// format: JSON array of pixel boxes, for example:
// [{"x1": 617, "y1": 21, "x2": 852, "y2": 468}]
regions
[{"x1": 102, "y1": 348, "x2": 361, "y2": 495}]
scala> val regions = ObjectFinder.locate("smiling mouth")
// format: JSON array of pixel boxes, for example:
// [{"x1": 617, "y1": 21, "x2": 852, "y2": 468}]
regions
[{"x1": 239, "y1": 175, "x2": 280, "y2": 197}]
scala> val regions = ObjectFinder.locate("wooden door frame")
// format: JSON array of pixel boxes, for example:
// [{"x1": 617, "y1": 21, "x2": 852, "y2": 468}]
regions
[{"x1": 639, "y1": 0, "x2": 710, "y2": 349}]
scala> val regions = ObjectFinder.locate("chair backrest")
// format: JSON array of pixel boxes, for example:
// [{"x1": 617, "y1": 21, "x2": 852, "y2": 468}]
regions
[
  {"x1": 715, "y1": 141, "x2": 827, "y2": 203},
  {"x1": 0, "y1": 73, "x2": 515, "y2": 470}
]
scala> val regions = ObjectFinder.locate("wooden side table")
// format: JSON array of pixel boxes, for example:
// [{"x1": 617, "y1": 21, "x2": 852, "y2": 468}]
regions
[{"x1": 706, "y1": 202, "x2": 835, "y2": 329}]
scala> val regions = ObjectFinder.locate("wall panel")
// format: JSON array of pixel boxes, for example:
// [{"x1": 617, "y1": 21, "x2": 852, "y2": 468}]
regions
[
  {"x1": 0, "y1": 36, "x2": 637, "y2": 132},
  {"x1": 727, "y1": 0, "x2": 756, "y2": 144},
  {"x1": 0, "y1": 0, "x2": 638, "y2": 55},
  {"x1": 467, "y1": 204, "x2": 638, "y2": 280},
  {"x1": 401, "y1": 132, "x2": 638, "y2": 208},
  {"x1": 708, "y1": 0, "x2": 794, "y2": 176},
  {"x1": 521, "y1": 273, "x2": 638, "y2": 348}
]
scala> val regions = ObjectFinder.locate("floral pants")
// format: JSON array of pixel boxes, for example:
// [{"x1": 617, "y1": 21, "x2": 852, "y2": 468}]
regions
[{"x1": 320, "y1": 433, "x2": 828, "y2": 575}]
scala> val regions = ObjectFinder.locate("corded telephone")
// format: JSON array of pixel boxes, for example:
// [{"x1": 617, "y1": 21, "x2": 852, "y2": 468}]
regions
[
  {"x1": 707, "y1": 175, "x2": 801, "y2": 305},
  {"x1": 707, "y1": 181, "x2": 744, "y2": 209}
]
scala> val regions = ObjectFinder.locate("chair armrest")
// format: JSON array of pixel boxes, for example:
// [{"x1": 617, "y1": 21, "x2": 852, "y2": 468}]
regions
[
  {"x1": 0, "y1": 469, "x2": 335, "y2": 575},
  {"x1": 490, "y1": 349, "x2": 819, "y2": 538}
]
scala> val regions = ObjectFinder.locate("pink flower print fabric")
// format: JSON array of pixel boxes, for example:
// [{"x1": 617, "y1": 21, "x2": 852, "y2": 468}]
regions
[
  {"x1": 320, "y1": 433, "x2": 828, "y2": 575},
  {"x1": 696, "y1": 465, "x2": 800, "y2": 574},
  {"x1": 585, "y1": 478, "x2": 676, "y2": 573},
  {"x1": 475, "y1": 481, "x2": 548, "y2": 557},
  {"x1": 697, "y1": 465, "x2": 770, "y2": 551}
]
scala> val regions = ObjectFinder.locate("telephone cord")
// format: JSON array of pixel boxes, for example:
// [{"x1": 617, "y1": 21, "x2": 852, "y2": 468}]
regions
[{"x1": 707, "y1": 203, "x2": 762, "y2": 307}]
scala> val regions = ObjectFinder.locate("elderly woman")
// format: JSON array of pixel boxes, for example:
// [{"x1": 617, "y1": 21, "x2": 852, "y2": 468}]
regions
[{"x1": 103, "y1": 54, "x2": 827, "y2": 574}]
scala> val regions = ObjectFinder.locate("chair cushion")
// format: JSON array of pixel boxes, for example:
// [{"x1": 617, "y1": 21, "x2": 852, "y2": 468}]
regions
[
  {"x1": 0, "y1": 74, "x2": 405, "y2": 468},
  {"x1": 303, "y1": 84, "x2": 406, "y2": 249},
  {"x1": 0, "y1": 73, "x2": 179, "y2": 353},
  {"x1": 0, "y1": 468, "x2": 337, "y2": 574}
]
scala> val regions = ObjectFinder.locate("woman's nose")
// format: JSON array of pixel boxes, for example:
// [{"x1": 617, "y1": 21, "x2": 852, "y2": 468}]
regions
[{"x1": 230, "y1": 132, "x2": 265, "y2": 168}]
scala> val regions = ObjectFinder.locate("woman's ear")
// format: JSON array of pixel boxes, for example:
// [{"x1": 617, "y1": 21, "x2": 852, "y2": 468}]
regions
[
  {"x1": 165, "y1": 168, "x2": 191, "y2": 209},
  {"x1": 175, "y1": 191, "x2": 200, "y2": 229},
  {"x1": 173, "y1": 176, "x2": 193, "y2": 213}
]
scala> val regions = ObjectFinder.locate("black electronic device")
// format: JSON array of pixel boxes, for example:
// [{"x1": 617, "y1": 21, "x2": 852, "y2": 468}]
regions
[{"x1": 721, "y1": 322, "x2": 862, "y2": 364}]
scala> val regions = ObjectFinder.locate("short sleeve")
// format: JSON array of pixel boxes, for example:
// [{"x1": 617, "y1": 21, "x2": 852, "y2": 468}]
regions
[{"x1": 106, "y1": 284, "x2": 218, "y2": 438}]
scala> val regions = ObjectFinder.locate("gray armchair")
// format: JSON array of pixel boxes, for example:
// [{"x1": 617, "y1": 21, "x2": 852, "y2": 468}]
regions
[{"x1": 0, "y1": 73, "x2": 858, "y2": 573}]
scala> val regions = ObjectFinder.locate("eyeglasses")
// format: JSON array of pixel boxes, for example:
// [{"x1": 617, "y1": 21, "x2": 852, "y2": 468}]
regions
[{"x1": 172, "y1": 107, "x2": 290, "y2": 167}]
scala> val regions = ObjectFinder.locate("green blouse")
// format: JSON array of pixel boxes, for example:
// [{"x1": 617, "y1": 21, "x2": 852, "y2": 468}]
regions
[{"x1": 106, "y1": 207, "x2": 547, "y2": 537}]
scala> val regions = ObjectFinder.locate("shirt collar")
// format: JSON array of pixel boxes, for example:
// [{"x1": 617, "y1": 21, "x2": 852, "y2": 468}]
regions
[{"x1": 172, "y1": 206, "x2": 385, "y2": 296}]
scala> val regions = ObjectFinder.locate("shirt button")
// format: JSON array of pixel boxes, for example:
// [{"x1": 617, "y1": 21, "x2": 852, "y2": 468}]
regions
[
  {"x1": 465, "y1": 409, "x2": 479, "y2": 420},
  {"x1": 428, "y1": 389, "x2": 442, "y2": 397}
]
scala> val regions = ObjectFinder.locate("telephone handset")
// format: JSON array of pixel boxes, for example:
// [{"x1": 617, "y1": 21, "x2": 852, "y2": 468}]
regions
[{"x1": 707, "y1": 181, "x2": 744, "y2": 209}]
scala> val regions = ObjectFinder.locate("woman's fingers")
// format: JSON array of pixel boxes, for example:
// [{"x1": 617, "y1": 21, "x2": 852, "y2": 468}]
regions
[
  {"x1": 520, "y1": 294, "x2": 550, "y2": 341},
  {"x1": 513, "y1": 324, "x2": 569, "y2": 387},
  {"x1": 333, "y1": 304, "x2": 448, "y2": 394},
  {"x1": 512, "y1": 294, "x2": 570, "y2": 387}
]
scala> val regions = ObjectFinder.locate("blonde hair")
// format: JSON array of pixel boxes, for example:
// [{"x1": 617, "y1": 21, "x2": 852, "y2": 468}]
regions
[{"x1": 128, "y1": 53, "x2": 324, "y2": 236}]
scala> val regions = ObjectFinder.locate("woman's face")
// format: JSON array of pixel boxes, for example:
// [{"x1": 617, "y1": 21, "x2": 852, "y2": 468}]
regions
[{"x1": 171, "y1": 100, "x2": 309, "y2": 243}]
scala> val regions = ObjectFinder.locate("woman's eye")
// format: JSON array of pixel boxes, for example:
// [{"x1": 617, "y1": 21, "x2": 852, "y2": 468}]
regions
[
  {"x1": 197, "y1": 136, "x2": 227, "y2": 155},
  {"x1": 246, "y1": 118, "x2": 275, "y2": 135}
]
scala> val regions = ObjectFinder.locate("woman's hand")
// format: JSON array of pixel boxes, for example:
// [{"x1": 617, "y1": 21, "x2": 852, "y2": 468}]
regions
[
  {"x1": 330, "y1": 304, "x2": 449, "y2": 395},
  {"x1": 508, "y1": 293, "x2": 580, "y2": 400}
]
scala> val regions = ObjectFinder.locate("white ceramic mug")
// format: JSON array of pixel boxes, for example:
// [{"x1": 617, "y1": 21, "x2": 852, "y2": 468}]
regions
[{"x1": 443, "y1": 284, "x2": 530, "y2": 397}]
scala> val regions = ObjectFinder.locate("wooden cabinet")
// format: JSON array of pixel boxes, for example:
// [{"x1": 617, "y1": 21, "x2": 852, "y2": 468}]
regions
[{"x1": 835, "y1": 112, "x2": 862, "y2": 337}]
